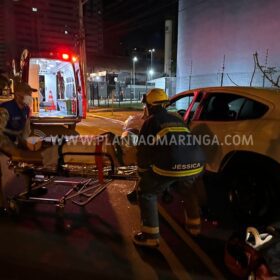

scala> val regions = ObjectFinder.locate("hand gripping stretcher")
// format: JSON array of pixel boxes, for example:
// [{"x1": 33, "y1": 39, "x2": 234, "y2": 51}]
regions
[{"x1": 4, "y1": 133, "x2": 138, "y2": 216}]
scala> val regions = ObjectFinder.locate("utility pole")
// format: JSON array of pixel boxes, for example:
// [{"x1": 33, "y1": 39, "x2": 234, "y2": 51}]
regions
[
  {"x1": 189, "y1": 60, "x2": 193, "y2": 90},
  {"x1": 263, "y1": 49, "x2": 269, "y2": 87},
  {"x1": 149, "y1": 49, "x2": 155, "y2": 78},
  {"x1": 132, "y1": 56, "x2": 138, "y2": 101},
  {"x1": 79, "y1": 0, "x2": 89, "y2": 110},
  {"x1": 221, "y1": 55, "x2": 225, "y2": 87}
]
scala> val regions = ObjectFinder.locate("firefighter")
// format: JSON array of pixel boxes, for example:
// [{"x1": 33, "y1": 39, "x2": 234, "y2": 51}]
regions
[
  {"x1": 132, "y1": 88, "x2": 205, "y2": 247},
  {"x1": 0, "y1": 82, "x2": 44, "y2": 216}
]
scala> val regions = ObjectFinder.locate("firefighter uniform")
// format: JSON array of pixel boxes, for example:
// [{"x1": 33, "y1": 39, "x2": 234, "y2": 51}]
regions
[{"x1": 133, "y1": 88, "x2": 205, "y2": 247}]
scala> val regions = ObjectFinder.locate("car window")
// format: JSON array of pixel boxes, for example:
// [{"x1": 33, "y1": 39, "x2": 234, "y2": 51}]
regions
[
  {"x1": 168, "y1": 94, "x2": 194, "y2": 117},
  {"x1": 228, "y1": 97, "x2": 245, "y2": 112},
  {"x1": 238, "y1": 99, "x2": 269, "y2": 120},
  {"x1": 199, "y1": 93, "x2": 269, "y2": 121},
  {"x1": 168, "y1": 95, "x2": 193, "y2": 111},
  {"x1": 199, "y1": 93, "x2": 243, "y2": 121}
]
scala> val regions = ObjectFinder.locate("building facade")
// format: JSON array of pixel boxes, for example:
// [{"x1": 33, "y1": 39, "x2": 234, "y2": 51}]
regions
[
  {"x1": 176, "y1": 0, "x2": 280, "y2": 93},
  {"x1": 0, "y1": 0, "x2": 103, "y2": 72}
]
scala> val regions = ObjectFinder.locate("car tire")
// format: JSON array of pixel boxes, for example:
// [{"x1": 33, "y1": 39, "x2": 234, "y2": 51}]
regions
[{"x1": 225, "y1": 167, "x2": 276, "y2": 224}]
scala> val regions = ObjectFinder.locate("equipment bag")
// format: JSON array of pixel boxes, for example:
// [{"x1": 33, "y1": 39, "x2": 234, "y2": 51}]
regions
[
  {"x1": 224, "y1": 226, "x2": 280, "y2": 279},
  {"x1": 246, "y1": 227, "x2": 280, "y2": 278}
]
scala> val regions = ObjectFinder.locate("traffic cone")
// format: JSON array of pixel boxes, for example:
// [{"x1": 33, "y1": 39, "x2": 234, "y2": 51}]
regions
[{"x1": 48, "y1": 90, "x2": 56, "y2": 111}]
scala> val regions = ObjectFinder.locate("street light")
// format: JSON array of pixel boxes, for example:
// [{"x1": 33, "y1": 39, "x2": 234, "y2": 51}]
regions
[
  {"x1": 79, "y1": 0, "x2": 89, "y2": 109},
  {"x1": 148, "y1": 69, "x2": 154, "y2": 80},
  {"x1": 132, "y1": 56, "x2": 138, "y2": 101},
  {"x1": 148, "y1": 48, "x2": 155, "y2": 78}
]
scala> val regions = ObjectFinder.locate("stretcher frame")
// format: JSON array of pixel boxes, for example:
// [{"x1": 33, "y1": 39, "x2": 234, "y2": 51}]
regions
[{"x1": 7, "y1": 151, "x2": 138, "y2": 216}]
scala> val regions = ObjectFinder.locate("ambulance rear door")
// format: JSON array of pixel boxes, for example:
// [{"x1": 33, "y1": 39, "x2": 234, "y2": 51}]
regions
[{"x1": 74, "y1": 61, "x2": 86, "y2": 118}]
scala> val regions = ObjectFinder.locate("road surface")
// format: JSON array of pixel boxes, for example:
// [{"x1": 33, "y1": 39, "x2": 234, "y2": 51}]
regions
[{"x1": 0, "y1": 113, "x2": 237, "y2": 280}]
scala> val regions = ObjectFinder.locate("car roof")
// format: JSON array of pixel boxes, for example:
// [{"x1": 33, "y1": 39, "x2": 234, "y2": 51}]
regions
[{"x1": 173, "y1": 86, "x2": 280, "y2": 103}]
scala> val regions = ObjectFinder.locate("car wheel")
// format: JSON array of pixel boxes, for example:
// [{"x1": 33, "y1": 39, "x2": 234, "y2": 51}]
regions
[{"x1": 226, "y1": 169, "x2": 275, "y2": 223}]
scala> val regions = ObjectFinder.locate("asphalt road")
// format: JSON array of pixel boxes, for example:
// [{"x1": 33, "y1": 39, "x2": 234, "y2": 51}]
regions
[
  {"x1": 76, "y1": 112, "x2": 126, "y2": 136},
  {"x1": 0, "y1": 113, "x2": 238, "y2": 280}
]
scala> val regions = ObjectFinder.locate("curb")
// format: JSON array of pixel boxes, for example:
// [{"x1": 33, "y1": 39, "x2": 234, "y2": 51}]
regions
[
  {"x1": 89, "y1": 114, "x2": 125, "y2": 125},
  {"x1": 88, "y1": 108, "x2": 142, "y2": 113}
]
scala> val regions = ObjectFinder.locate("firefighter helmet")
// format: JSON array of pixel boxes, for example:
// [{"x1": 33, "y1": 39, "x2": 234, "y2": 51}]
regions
[{"x1": 142, "y1": 88, "x2": 169, "y2": 106}]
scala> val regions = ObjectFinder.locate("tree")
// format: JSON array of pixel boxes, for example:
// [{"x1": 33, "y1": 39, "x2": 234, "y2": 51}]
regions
[{"x1": 253, "y1": 52, "x2": 280, "y2": 88}]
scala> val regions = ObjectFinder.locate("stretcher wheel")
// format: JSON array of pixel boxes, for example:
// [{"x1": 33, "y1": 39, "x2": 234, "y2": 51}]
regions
[{"x1": 8, "y1": 199, "x2": 20, "y2": 216}]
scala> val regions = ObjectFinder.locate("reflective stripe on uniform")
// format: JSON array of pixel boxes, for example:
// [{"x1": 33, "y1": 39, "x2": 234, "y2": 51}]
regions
[
  {"x1": 156, "y1": 126, "x2": 190, "y2": 139},
  {"x1": 186, "y1": 217, "x2": 201, "y2": 225},
  {"x1": 152, "y1": 165, "x2": 203, "y2": 177},
  {"x1": 185, "y1": 218, "x2": 201, "y2": 236},
  {"x1": 141, "y1": 225, "x2": 160, "y2": 234}
]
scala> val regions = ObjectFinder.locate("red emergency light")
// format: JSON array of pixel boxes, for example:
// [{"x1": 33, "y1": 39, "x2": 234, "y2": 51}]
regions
[
  {"x1": 62, "y1": 53, "x2": 70, "y2": 60},
  {"x1": 72, "y1": 56, "x2": 78, "y2": 63}
]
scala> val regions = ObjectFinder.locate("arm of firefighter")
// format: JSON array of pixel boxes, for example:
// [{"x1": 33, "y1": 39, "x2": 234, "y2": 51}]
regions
[{"x1": 136, "y1": 119, "x2": 154, "y2": 171}]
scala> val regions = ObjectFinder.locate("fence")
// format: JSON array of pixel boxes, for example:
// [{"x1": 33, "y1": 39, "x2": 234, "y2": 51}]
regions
[
  {"x1": 176, "y1": 69, "x2": 280, "y2": 93},
  {"x1": 86, "y1": 69, "x2": 280, "y2": 108},
  {"x1": 87, "y1": 78, "x2": 177, "y2": 108}
]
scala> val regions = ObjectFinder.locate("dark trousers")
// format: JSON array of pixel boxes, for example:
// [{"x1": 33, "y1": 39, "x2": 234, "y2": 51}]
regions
[{"x1": 137, "y1": 170, "x2": 205, "y2": 236}]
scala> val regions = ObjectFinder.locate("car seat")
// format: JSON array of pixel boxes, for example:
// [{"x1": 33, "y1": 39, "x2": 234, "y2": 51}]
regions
[{"x1": 208, "y1": 97, "x2": 230, "y2": 120}]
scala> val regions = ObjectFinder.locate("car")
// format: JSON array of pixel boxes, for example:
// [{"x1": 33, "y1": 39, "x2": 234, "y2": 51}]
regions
[{"x1": 168, "y1": 86, "x2": 280, "y2": 221}]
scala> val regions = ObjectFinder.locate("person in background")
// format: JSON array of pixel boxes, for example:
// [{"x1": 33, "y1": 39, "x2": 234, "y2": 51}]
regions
[
  {"x1": 131, "y1": 88, "x2": 205, "y2": 247},
  {"x1": 0, "y1": 81, "x2": 44, "y2": 216}
]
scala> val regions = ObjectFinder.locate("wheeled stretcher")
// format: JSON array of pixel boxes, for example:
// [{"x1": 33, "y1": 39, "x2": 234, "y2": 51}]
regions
[{"x1": 4, "y1": 133, "x2": 138, "y2": 216}]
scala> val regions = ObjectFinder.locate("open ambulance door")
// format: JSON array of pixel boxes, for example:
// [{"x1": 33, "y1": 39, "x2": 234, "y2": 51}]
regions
[
  {"x1": 19, "y1": 49, "x2": 30, "y2": 83},
  {"x1": 19, "y1": 49, "x2": 40, "y2": 115},
  {"x1": 74, "y1": 61, "x2": 86, "y2": 118}
]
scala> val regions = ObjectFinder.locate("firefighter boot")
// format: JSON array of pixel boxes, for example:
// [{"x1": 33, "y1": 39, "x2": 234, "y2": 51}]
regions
[
  {"x1": 185, "y1": 217, "x2": 201, "y2": 236},
  {"x1": 132, "y1": 232, "x2": 160, "y2": 248}
]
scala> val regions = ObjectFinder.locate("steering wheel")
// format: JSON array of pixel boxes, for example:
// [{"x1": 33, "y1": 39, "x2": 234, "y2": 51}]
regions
[{"x1": 177, "y1": 109, "x2": 186, "y2": 117}]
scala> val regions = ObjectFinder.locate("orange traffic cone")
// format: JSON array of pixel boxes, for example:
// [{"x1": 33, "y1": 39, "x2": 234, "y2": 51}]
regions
[{"x1": 48, "y1": 90, "x2": 56, "y2": 111}]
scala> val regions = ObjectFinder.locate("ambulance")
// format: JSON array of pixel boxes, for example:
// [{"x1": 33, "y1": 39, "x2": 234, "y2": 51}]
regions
[{"x1": 19, "y1": 49, "x2": 86, "y2": 129}]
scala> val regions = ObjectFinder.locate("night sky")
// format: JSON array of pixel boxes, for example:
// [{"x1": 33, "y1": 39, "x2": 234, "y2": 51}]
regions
[{"x1": 102, "y1": 0, "x2": 178, "y2": 57}]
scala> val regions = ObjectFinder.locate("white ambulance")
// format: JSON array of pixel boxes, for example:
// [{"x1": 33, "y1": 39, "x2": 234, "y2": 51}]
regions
[{"x1": 19, "y1": 49, "x2": 86, "y2": 130}]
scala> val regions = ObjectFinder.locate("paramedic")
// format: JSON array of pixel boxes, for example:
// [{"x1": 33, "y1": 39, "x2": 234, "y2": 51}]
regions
[
  {"x1": 132, "y1": 88, "x2": 205, "y2": 247},
  {"x1": 0, "y1": 82, "x2": 41, "y2": 216}
]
